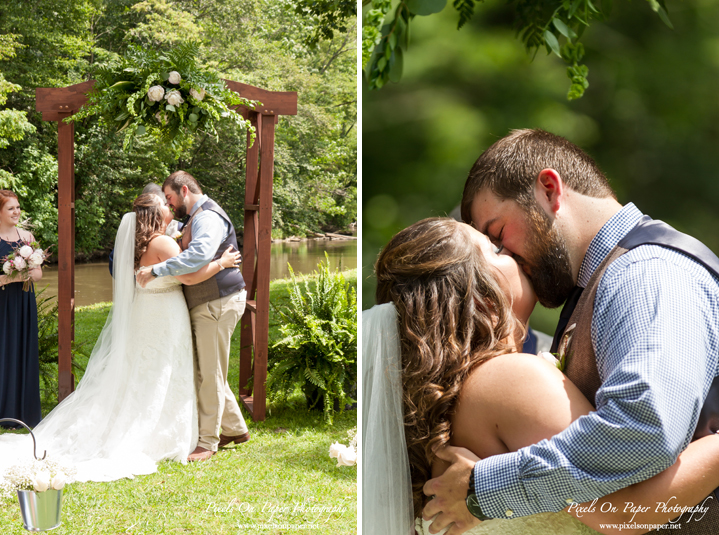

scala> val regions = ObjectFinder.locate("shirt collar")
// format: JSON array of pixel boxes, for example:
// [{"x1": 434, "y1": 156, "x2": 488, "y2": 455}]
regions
[
  {"x1": 189, "y1": 194, "x2": 209, "y2": 217},
  {"x1": 576, "y1": 202, "x2": 644, "y2": 288}
]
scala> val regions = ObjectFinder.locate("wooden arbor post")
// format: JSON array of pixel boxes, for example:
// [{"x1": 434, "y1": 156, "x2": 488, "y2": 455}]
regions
[
  {"x1": 36, "y1": 80, "x2": 94, "y2": 401},
  {"x1": 35, "y1": 81, "x2": 297, "y2": 421},
  {"x1": 225, "y1": 81, "x2": 297, "y2": 421}
]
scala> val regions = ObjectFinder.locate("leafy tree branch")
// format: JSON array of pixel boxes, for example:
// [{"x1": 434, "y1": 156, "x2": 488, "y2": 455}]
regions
[{"x1": 362, "y1": 0, "x2": 674, "y2": 98}]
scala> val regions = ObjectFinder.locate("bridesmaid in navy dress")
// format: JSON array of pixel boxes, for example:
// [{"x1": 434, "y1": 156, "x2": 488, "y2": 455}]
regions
[{"x1": 0, "y1": 190, "x2": 42, "y2": 428}]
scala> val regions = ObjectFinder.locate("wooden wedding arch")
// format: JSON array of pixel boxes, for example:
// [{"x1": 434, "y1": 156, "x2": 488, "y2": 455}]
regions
[{"x1": 35, "y1": 80, "x2": 297, "y2": 421}]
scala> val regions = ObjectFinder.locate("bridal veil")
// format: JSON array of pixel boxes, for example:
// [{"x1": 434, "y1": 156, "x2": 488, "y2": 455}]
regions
[
  {"x1": 26, "y1": 213, "x2": 143, "y2": 468},
  {"x1": 362, "y1": 302, "x2": 415, "y2": 534}
]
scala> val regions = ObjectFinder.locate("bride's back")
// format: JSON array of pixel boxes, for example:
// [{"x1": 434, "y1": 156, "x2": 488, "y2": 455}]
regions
[{"x1": 432, "y1": 353, "x2": 593, "y2": 479}]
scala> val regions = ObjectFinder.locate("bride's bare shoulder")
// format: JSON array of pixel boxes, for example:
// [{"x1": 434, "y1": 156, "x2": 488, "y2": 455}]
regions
[
  {"x1": 146, "y1": 234, "x2": 179, "y2": 252},
  {"x1": 144, "y1": 234, "x2": 180, "y2": 263},
  {"x1": 466, "y1": 353, "x2": 562, "y2": 391},
  {"x1": 453, "y1": 353, "x2": 593, "y2": 453}
]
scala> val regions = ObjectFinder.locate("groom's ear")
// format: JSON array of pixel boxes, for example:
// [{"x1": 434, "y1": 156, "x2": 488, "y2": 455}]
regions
[{"x1": 534, "y1": 169, "x2": 564, "y2": 217}]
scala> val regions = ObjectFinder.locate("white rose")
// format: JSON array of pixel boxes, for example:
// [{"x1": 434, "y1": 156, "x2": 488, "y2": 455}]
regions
[
  {"x1": 3, "y1": 261, "x2": 11, "y2": 275},
  {"x1": 34, "y1": 248, "x2": 43, "y2": 256},
  {"x1": 28, "y1": 252, "x2": 44, "y2": 268},
  {"x1": 328, "y1": 442, "x2": 344, "y2": 459},
  {"x1": 190, "y1": 87, "x2": 206, "y2": 101},
  {"x1": 147, "y1": 85, "x2": 165, "y2": 102},
  {"x1": 19, "y1": 245, "x2": 33, "y2": 258},
  {"x1": 168, "y1": 71, "x2": 181, "y2": 84},
  {"x1": 336, "y1": 446, "x2": 357, "y2": 467},
  {"x1": 50, "y1": 472, "x2": 67, "y2": 490},
  {"x1": 33, "y1": 471, "x2": 50, "y2": 492},
  {"x1": 165, "y1": 90, "x2": 184, "y2": 107},
  {"x1": 13, "y1": 256, "x2": 26, "y2": 270}
]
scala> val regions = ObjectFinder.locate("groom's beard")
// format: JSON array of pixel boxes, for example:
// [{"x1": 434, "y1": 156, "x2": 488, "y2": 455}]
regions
[
  {"x1": 173, "y1": 203, "x2": 188, "y2": 220},
  {"x1": 523, "y1": 208, "x2": 576, "y2": 309}
]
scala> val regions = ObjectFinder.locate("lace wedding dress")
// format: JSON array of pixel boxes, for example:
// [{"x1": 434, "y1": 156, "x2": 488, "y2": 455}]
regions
[{"x1": 0, "y1": 213, "x2": 198, "y2": 483}]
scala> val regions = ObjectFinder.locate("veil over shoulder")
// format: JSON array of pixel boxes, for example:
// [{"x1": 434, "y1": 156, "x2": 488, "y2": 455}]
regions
[
  {"x1": 362, "y1": 303, "x2": 602, "y2": 535},
  {"x1": 0, "y1": 212, "x2": 197, "y2": 483},
  {"x1": 362, "y1": 303, "x2": 414, "y2": 534}
]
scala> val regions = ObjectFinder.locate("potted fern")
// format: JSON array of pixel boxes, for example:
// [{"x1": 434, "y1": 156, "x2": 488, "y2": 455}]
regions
[{"x1": 268, "y1": 254, "x2": 357, "y2": 423}]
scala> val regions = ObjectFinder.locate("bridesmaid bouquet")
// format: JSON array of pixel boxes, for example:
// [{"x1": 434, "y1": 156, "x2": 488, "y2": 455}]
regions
[{"x1": 1, "y1": 240, "x2": 51, "y2": 291}]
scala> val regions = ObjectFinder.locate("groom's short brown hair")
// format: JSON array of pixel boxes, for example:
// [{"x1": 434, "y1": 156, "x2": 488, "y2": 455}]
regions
[
  {"x1": 164, "y1": 171, "x2": 203, "y2": 195},
  {"x1": 460, "y1": 129, "x2": 616, "y2": 224}
]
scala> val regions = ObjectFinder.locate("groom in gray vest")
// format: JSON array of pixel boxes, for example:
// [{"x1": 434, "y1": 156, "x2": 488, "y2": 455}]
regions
[
  {"x1": 136, "y1": 170, "x2": 250, "y2": 462},
  {"x1": 423, "y1": 129, "x2": 719, "y2": 533}
]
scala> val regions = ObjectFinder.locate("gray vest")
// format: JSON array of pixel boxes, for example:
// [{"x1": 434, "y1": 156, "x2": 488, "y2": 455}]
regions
[
  {"x1": 180, "y1": 199, "x2": 245, "y2": 310},
  {"x1": 555, "y1": 216, "x2": 719, "y2": 532}
]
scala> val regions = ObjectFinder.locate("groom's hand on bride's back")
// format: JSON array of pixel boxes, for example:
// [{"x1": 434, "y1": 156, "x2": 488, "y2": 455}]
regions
[{"x1": 423, "y1": 446, "x2": 482, "y2": 535}]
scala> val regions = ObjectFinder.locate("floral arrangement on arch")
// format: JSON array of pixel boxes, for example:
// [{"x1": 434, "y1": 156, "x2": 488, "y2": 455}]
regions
[{"x1": 72, "y1": 42, "x2": 257, "y2": 151}]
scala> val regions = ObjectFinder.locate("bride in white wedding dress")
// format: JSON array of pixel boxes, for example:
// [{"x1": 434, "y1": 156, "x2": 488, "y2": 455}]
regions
[
  {"x1": 0, "y1": 193, "x2": 239, "y2": 483},
  {"x1": 363, "y1": 218, "x2": 719, "y2": 535}
]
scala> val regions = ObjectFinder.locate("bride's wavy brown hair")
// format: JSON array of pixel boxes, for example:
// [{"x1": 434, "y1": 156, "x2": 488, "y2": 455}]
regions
[
  {"x1": 133, "y1": 193, "x2": 164, "y2": 270},
  {"x1": 375, "y1": 217, "x2": 525, "y2": 517}
]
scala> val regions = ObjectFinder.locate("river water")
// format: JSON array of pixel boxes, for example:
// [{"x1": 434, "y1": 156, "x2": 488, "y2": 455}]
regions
[{"x1": 39, "y1": 239, "x2": 357, "y2": 307}]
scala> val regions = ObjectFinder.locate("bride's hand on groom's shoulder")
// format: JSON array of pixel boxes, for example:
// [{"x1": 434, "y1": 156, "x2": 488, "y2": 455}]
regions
[{"x1": 422, "y1": 446, "x2": 482, "y2": 535}]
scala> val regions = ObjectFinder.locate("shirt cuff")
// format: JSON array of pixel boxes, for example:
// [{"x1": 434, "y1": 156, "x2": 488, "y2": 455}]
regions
[
  {"x1": 152, "y1": 261, "x2": 169, "y2": 278},
  {"x1": 473, "y1": 451, "x2": 537, "y2": 519}
]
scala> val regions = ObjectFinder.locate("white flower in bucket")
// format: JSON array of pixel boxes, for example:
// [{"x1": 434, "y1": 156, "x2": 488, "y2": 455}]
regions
[
  {"x1": 32, "y1": 471, "x2": 50, "y2": 492},
  {"x1": 50, "y1": 472, "x2": 66, "y2": 491},
  {"x1": 0, "y1": 418, "x2": 75, "y2": 531}
]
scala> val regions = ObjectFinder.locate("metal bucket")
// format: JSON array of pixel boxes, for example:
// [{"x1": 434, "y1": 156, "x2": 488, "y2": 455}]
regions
[{"x1": 17, "y1": 489, "x2": 63, "y2": 532}]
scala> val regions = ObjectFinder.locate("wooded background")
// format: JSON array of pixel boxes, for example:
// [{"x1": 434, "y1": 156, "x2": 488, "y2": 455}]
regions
[
  {"x1": 0, "y1": 0, "x2": 357, "y2": 257},
  {"x1": 362, "y1": 0, "x2": 719, "y2": 332}
]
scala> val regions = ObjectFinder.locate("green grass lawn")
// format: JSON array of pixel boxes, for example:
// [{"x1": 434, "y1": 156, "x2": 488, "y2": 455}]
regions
[{"x1": 1, "y1": 270, "x2": 358, "y2": 534}]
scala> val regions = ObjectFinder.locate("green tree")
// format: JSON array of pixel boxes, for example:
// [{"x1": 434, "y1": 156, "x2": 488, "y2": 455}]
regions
[
  {"x1": 0, "y1": 34, "x2": 36, "y2": 183},
  {"x1": 0, "y1": 0, "x2": 357, "y2": 256}
]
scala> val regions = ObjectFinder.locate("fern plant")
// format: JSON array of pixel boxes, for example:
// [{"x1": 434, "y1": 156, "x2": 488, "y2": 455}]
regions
[
  {"x1": 267, "y1": 254, "x2": 357, "y2": 424},
  {"x1": 35, "y1": 286, "x2": 86, "y2": 414},
  {"x1": 35, "y1": 286, "x2": 59, "y2": 410}
]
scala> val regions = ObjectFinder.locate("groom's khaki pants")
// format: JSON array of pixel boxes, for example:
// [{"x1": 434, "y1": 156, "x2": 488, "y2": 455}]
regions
[{"x1": 190, "y1": 289, "x2": 248, "y2": 451}]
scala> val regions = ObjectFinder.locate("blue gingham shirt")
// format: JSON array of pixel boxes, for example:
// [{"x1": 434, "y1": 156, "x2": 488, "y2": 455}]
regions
[
  {"x1": 473, "y1": 203, "x2": 719, "y2": 518},
  {"x1": 152, "y1": 195, "x2": 230, "y2": 277}
]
